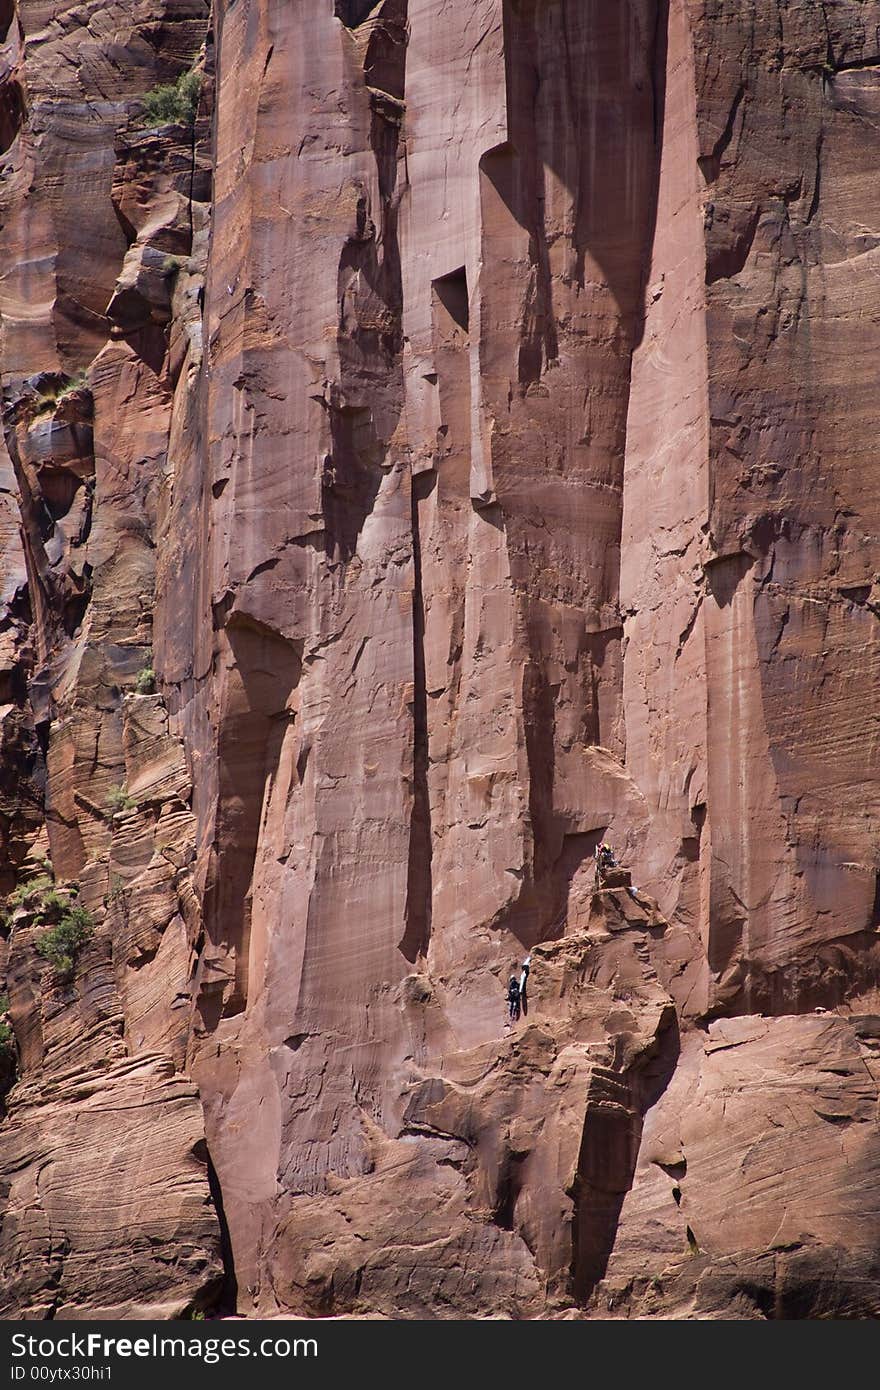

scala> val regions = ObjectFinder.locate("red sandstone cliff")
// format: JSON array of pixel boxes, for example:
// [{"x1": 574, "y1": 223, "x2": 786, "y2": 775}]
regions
[{"x1": 0, "y1": 0, "x2": 877, "y2": 1320}]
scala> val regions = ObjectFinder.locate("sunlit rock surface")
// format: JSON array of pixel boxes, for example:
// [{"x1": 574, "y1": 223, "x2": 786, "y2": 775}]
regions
[{"x1": 0, "y1": 0, "x2": 877, "y2": 1320}]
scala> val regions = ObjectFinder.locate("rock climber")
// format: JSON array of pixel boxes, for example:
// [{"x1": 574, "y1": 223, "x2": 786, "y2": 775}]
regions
[
  {"x1": 595, "y1": 841, "x2": 616, "y2": 879},
  {"x1": 519, "y1": 955, "x2": 531, "y2": 1010},
  {"x1": 506, "y1": 971, "x2": 521, "y2": 1023}
]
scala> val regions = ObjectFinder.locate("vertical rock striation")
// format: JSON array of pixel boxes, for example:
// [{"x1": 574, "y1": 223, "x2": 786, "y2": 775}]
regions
[
  {"x1": 0, "y1": 0, "x2": 222, "y2": 1317},
  {"x1": 0, "y1": 0, "x2": 877, "y2": 1319}
]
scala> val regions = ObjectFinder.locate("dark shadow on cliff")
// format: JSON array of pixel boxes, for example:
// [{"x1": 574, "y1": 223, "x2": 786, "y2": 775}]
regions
[
  {"x1": 468, "y1": 0, "x2": 670, "y2": 958},
  {"x1": 335, "y1": 0, "x2": 376, "y2": 28},
  {"x1": 333, "y1": 0, "x2": 434, "y2": 965},
  {"x1": 326, "y1": 3, "x2": 408, "y2": 564},
  {"x1": 0, "y1": 0, "x2": 17, "y2": 45},
  {"x1": 489, "y1": 0, "x2": 669, "y2": 355},
  {"x1": 400, "y1": 467, "x2": 434, "y2": 963},
  {"x1": 204, "y1": 1144, "x2": 239, "y2": 1315},
  {"x1": 571, "y1": 1004, "x2": 680, "y2": 1303},
  {"x1": 198, "y1": 614, "x2": 301, "y2": 1027}
]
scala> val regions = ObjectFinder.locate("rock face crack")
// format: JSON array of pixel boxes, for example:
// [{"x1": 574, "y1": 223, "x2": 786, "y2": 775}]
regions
[
  {"x1": 401, "y1": 468, "x2": 433, "y2": 963},
  {"x1": 0, "y1": 0, "x2": 879, "y2": 1324},
  {"x1": 698, "y1": 81, "x2": 745, "y2": 184}
]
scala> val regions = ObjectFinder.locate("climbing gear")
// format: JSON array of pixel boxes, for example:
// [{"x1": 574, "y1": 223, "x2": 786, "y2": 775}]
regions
[{"x1": 506, "y1": 975, "x2": 521, "y2": 1022}]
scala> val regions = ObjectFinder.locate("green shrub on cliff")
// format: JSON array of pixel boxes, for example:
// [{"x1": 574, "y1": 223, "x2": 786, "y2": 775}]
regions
[
  {"x1": 134, "y1": 664, "x2": 156, "y2": 694},
  {"x1": 30, "y1": 371, "x2": 89, "y2": 420},
  {"x1": 0, "y1": 996, "x2": 13, "y2": 1055},
  {"x1": 140, "y1": 69, "x2": 201, "y2": 128},
  {"x1": 106, "y1": 784, "x2": 136, "y2": 813},
  {"x1": 35, "y1": 906, "x2": 94, "y2": 982},
  {"x1": 2, "y1": 876, "x2": 90, "y2": 983},
  {"x1": 40, "y1": 888, "x2": 73, "y2": 915},
  {"x1": 7, "y1": 874, "x2": 53, "y2": 908}
]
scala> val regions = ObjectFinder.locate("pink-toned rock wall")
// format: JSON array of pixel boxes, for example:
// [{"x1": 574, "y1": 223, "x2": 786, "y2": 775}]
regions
[
  {"x1": 0, "y1": 0, "x2": 222, "y2": 1317},
  {"x1": 625, "y1": 0, "x2": 880, "y2": 1021},
  {"x1": 0, "y1": 0, "x2": 877, "y2": 1320}
]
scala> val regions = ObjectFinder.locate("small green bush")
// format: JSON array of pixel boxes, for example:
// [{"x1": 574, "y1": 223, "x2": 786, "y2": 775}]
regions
[
  {"x1": 30, "y1": 372, "x2": 89, "y2": 420},
  {"x1": 40, "y1": 889, "x2": 73, "y2": 915},
  {"x1": 135, "y1": 665, "x2": 156, "y2": 694},
  {"x1": 7, "y1": 874, "x2": 53, "y2": 908},
  {"x1": 104, "y1": 873, "x2": 127, "y2": 909},
  {"x1": 0, "y1": 996, "x2": 12, "y2": 1056},
  {"x1": 106, "y1": 784, "x2": 136, "y2": 813},
  {"x1": 161, "y1": 256, "x2": 186, "y2": 276},
  {"x1": 35, "y1": 905, "x2": 94, "y2": 982},
  {"x1": 140, "y1": 69, "x2": 201, "y2": 128}
]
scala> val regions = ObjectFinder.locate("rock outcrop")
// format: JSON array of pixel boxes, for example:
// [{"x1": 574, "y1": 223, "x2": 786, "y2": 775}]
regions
[
  {"x1": 0, "y1": 0, "x2": 877, "y2": 1320},
  {"x1": 0, "y1": 0, "x2": 221, "y2": 1319}
]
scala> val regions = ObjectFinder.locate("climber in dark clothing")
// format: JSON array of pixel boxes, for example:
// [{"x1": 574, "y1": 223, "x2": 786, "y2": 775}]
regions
[
  {"x1": 519, "y1": 956, "x2": 531, "y2": 1014},
  {"x1": 595, "y1": 841, "x2": 616, "y2": 882},
  {"x1": 506, "y1": 973, "x2": 521, "y2": 1023}
]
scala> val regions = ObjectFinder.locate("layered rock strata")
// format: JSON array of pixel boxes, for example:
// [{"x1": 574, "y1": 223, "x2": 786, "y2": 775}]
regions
[
  {"x1": 0, "y1": 0, "x2": 877, "y2": 1320},
  {"x1": 0, "y1": 0, "x2": 221, "y2": 1318}
]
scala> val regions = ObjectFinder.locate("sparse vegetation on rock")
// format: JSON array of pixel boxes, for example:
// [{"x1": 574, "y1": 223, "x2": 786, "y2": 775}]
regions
[
  {"x1": 139, "y1": 69, "x2": 201, "y2": 128},
  {"x1": 4, "y1": 876, "x2": 94, "y2": 985},
  {"x1": 106, "y1": 784, "x2": 136, "y2": 813},
  {"x1": 0, "y1": 995, "x2": 15, "y2": 1097},
  {"x1": 0, "y1": 997, "x2": 13, "y2": 1057},
  {"x1": 135, "y1": 664, "x2": 156, "y2": 694},
  {"x1": 7, "y1": 874, "x2": 53, "y2": 908},
  {"x1": 29, "y1": 371, "x2": 89, "y2": 420},
  {"x1": 35, "y1": 904, "x2": 94, "y2": 982}
]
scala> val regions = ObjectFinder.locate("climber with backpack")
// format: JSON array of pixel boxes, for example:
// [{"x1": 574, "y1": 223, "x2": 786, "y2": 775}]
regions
[
  {"x1": 595, "y1": 841, "x2": 616, "y2": 883},
  {"x1": 506, "y1": 971, "x2": 521, "y2": 1023},
  {"x1": 519, "y1": 956, "x2": 531, "y2": 1013}
]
